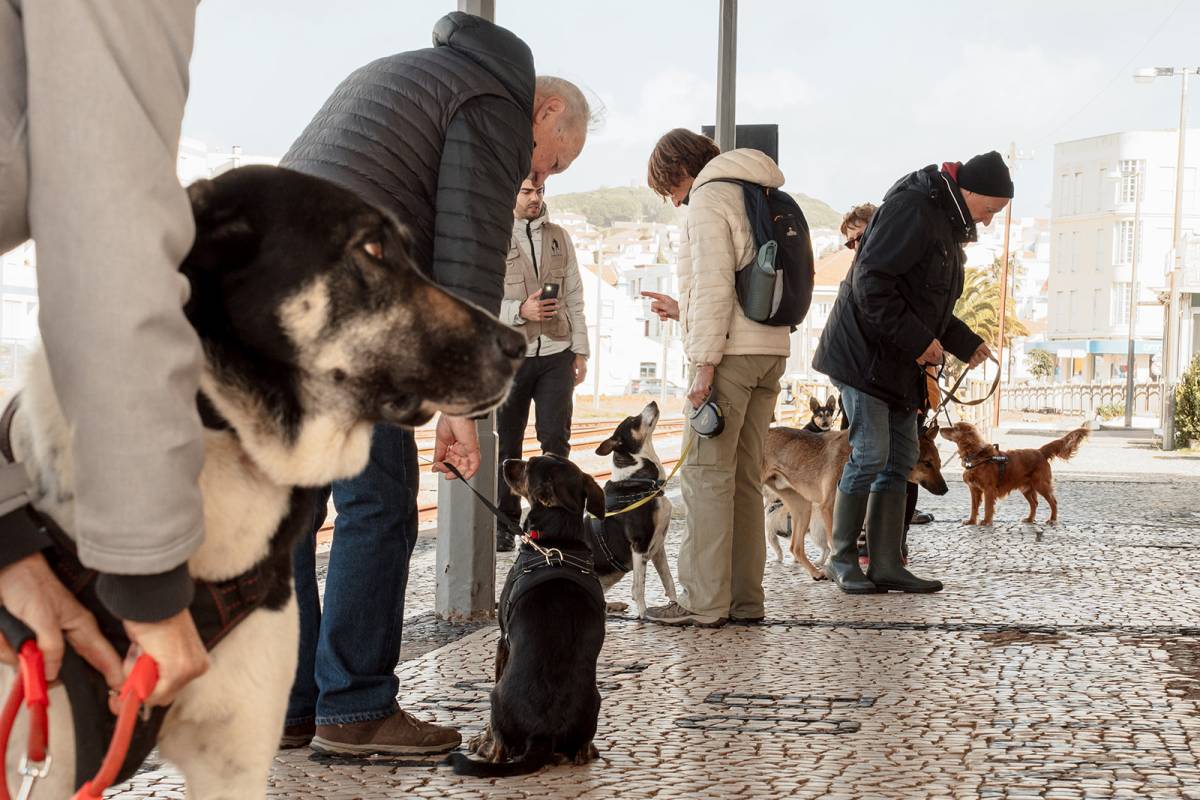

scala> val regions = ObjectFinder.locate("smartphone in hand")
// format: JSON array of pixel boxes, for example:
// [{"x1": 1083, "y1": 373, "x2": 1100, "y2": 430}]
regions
[{"x1": 541, "y1": 282, "x2": 560, "y2": 301}]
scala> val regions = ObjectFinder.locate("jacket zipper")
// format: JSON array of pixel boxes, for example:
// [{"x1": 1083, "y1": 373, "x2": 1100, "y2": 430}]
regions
[{"x1": 526, "y1": 220, "x2": 542, "y2": 357}]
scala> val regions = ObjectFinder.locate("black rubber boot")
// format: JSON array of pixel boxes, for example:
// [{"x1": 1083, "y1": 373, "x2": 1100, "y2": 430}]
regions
[
  {"x1": 826, "y1": 491, "x2": 878, "y2": 594},
  {"x1": 495, "y1": 528, "x2": 515, "y2": 553},
  {"x1": 866, "y1": 492, "x2": 942, "y2": 593}
]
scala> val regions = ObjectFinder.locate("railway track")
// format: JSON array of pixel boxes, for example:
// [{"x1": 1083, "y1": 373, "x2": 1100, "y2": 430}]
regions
[{"x1": 316, "y1": 408, "x2": 808, "y2": 533}]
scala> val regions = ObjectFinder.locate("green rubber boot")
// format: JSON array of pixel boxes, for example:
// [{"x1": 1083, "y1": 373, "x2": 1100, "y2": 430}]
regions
[
  {"x1": 865, "y1": 492, "x2": 943, "y2": 593},
  {"x1": 826, "y1": 491, "x2": 878, "y2": 594}
]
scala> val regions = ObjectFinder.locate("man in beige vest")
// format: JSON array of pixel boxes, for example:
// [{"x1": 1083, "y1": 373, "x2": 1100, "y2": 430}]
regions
[{"x1": 495, "y1": 179, "x2": 590, "y2": 550}]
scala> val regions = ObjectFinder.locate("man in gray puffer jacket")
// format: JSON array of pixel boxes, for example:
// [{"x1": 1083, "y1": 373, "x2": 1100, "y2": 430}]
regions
[{"x1": 281, "y1": 11, "x2": 591, "y2": 756}]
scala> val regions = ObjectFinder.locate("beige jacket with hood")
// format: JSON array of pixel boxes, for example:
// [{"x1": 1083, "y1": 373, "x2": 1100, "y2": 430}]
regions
[{"x1": 678, "y1": 149, "x2": 792, "y2": 365}]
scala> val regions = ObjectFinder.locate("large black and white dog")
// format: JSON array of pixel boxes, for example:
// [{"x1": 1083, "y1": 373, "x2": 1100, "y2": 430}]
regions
[
  {"x1": 589, "y1": 402, "x2": 676, "y2": 618},
  {"x1": 1, "y1": 166, "x2": 524, "y2": 797}
]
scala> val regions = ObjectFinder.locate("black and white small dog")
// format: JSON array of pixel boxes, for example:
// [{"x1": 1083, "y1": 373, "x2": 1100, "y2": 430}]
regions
[
  {"x1": 588, "y1": 402, "x2": 676, "y2": 618},
  {"x1": 451, "y1": 454, "x2": 606, "y2": 777},
  {"x1": 803, "y1": 394, "x2": 839, "y2": 432}
]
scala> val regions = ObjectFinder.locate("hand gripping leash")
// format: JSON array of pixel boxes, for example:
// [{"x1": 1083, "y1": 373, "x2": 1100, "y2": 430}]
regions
[{"x1": 0, "y1": 608, "x2": 159, "y2": 800}]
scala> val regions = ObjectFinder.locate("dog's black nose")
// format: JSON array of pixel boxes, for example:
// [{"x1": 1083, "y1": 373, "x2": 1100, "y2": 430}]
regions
[{"x1": 497, "y1": 328, "x2": 526, "y2": 360}]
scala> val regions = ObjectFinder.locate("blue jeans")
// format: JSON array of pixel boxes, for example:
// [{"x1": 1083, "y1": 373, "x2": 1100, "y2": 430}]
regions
[
  {"x1": 835, "y1": 383, "x2": 918, "y2": 496},
  {"x1": 287, "y1": 424, "x2": 418, "y2": 726}
]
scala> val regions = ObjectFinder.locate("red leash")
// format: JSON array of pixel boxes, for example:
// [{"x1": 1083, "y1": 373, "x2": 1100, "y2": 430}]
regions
[
  {"x1": 0, "y1": 609, "x2": 158, "y2": 800},
  {"x1": 71, "y1": 654, "x2": 158, "y2": 800}
]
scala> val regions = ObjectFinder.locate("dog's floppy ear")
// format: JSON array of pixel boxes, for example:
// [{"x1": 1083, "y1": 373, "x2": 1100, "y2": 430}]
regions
[
  {"x1": 595, "y1": 437, "x2": 618, "y2": 456},
  {"x1": 582, "y1": 474, "x2": 606, "y2": 519},
  {"x1": 185, "y1": 178, "x2": 256, "y2": 268},
  {"x1": 809, "y1": 396, "x2": 821, "y2": 413}
]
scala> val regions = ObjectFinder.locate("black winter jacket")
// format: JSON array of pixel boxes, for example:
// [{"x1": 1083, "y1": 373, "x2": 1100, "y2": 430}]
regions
[
  {"x1": 813, "y1": 165, "x2": 984, "y2": 410},
  {"x1": 281, "y1": 12, "x2": 534, "y2": 314}
]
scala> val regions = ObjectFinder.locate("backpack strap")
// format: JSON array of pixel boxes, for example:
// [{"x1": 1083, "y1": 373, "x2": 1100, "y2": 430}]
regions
[{"x1": 699, "y1": 178, "x2": 773, "y2": 250}]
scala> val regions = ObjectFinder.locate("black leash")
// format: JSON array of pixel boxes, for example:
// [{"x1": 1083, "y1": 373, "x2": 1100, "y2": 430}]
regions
[{"x1": 432, "y1": 459, "x2": 524, "y2": 540}]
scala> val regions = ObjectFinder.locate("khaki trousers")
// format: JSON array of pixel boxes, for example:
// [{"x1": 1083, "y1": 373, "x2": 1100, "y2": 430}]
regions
[{"x1": 677, "y1": 354, "x2": 786, "y2": 618}]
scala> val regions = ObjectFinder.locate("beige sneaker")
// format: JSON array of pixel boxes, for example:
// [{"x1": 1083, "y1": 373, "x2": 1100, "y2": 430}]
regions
[
  {"x1": 311, "y1": 709, "x2": 462, "y2": 756},
  {"x1": 643, "y1": 601, "x2": 727, "y2": 628}
]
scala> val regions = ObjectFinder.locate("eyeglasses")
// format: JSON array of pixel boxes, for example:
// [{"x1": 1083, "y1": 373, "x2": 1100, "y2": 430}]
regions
[{"x1": 844, "y1": 236, "x2": 861, "y2": 250}]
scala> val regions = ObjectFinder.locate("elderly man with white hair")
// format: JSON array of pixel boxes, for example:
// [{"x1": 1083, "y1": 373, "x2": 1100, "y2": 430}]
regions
[{"x1": 279, "y1": 11, "x2": 592, "y2": 756}]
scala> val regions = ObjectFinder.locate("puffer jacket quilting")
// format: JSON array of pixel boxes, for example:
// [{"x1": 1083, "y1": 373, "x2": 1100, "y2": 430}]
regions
[{"x1": 280, "y1": 12, "x2": 534, "y2": 313}]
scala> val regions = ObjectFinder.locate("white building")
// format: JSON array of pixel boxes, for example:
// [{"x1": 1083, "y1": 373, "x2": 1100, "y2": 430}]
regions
[
  {"x1": 549, "y1": 210, "x2": 689, "y2": 398},
  {"x1": 1046, "y1": 129, "x2": 1200, "y2": 383}
]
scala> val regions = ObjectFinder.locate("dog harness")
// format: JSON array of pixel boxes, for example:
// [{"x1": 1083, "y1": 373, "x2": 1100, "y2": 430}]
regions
[
  {"x1": 0, "y1": 394, "x2": 318, "y2": 791},
  {"x1": 585, "y1": 516, "x2": 630, "y2": 575},
  {"x1": 963, "y1": 444, "x2": 1009, "y2": 479},
  {"x1": 499, "y1": 537, "x2": 605, "y2": 636}
]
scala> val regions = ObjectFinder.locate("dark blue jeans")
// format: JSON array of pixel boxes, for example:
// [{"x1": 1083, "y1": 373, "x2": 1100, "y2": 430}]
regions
[
  {"x1": 287, "y1": 424, "x2": 418, "y2": 726},
  {"x1": 834, "y1": 383, "x2": 918, "y2": 496}
]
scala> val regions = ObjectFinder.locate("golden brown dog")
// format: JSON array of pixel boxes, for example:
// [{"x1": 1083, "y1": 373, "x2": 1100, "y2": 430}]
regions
[
  {"x1": 762, "y1": 425, "x2": 948, "y2": 578},
  {"x1": 939, "y1": 422, "x2": 1090, "y2": 526}
]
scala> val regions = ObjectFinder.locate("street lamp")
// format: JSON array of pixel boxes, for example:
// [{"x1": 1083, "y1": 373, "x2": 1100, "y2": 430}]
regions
[
  {"x1": 1134, "y1": 65, "x2": 1197, "y2": 449},
  {"x1": 1108, "y1": 166, "x2": 1143, "y2": 428}
]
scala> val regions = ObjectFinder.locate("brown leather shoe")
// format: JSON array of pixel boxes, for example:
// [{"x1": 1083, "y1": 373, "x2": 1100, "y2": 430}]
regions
[
  {"x1": 280, "y1": 721, "x2": 315, "y2": 749},
  {"x1": 311, "y1": 709, "x2": 462, "y2": 756}
]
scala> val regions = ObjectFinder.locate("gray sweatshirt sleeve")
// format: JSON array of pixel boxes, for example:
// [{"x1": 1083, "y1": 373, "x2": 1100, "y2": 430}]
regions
[{"x1": 16, "y1": 1, "x2": 204, "y2": 620}]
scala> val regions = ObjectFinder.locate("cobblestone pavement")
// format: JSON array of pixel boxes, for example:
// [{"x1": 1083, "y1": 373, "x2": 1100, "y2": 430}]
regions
[{"x1": 113, "y1": 433, "x2": 1200, "y2": 798}]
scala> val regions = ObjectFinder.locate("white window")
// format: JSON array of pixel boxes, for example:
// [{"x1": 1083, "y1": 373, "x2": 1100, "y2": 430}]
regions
[
  {"x1": 1068, "y1": 290, "x2": 1076, "y2": 332},
  {"x1": 639, "y1": 362, "x2": 656, "y2": 378},
  {"x1": 1118, "y1": 159, "x2": 1144, "y2": 203},
  {"x1": 1055, "y1": 291, "x2": 1065, "y2": 332},
  {"x1": 1073, "y1": 171, "x2": 1084, "y2": 214},
  {"x1": 1116, "y1": 221, "x2": 1138, "y2": 264},
  {"x1": 1098, "y1": 168, "x2": 1107, "y2": 211},
  {"x1": 1055, "y1": 232, "x2": 1065, "y2": 272},
  {"x1": 1059, "y1": 174, "x2": 1071, "y2": 214},
  {"x1": 1112, "y1": 283, "x2": 1131, "y2": 327},
  {"x1": 1092, "y1": 288, "x2": 1103, "y2": 330},
  {"x1": 1095, "y1": 228, "x2": 1105, "y2": 272},
  {"x1": 1071, "y1": 231, "x2": 1079, "y2": 272}
]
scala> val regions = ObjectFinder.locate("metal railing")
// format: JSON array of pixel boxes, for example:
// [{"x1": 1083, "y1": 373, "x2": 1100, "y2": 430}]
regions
[{"x1": 998, "y1": 381, "x2": 1161, "y2": 417}]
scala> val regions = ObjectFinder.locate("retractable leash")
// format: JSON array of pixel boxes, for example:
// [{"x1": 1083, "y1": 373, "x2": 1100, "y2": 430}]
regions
[{"x1": 0, "y1": 608, "x2": 159, "y2": 800}]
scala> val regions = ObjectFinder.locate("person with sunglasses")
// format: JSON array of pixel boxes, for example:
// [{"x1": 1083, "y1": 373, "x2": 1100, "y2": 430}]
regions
[
  {"x1": 840, "y1": 203, "x2": 876, "y2": 252},
  {"x1": 814, "y1": 152, "x2": 1011, "y2": 594}
]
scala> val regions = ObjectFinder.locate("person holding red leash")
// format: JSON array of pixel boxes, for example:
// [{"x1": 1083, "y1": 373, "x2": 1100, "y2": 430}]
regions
[
  {"x1": 0, "y1": 1, "x2": 210, "y2": 712},
  {"x1": 814, "y1": 152, "x2": 1012, "y2": 594}
]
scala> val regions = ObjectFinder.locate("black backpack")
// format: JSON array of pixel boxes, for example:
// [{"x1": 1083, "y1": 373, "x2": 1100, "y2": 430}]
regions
[{"x1": 705, "y1": 179, "x2": 815, "y2": 329}]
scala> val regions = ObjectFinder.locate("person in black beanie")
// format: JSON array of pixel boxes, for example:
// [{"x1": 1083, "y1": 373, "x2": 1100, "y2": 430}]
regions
[{"x1": 813, "y1": 151, "x2": 1012, "y2": 594}]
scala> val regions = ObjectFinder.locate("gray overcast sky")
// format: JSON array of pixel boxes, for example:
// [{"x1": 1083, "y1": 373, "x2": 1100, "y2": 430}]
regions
[{"x1": 183, "y1": 0, "x2": 1200, "y2": 219}]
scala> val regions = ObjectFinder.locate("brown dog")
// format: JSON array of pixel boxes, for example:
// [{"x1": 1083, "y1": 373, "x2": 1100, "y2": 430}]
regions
[
  {"x1": 939, "y1": 422, "x2": 1090, "y2": 526},
  {"x1": 762, "y1": 425, "x2": 948, "y2": 577}
]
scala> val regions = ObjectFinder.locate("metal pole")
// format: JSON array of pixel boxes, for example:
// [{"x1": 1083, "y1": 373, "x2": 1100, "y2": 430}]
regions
[
  {"x1": 436, "y1": 0, "x2": 498, "y2": 621},
  {"x1": 592, "y1": 266, "x2": 602, "y2": 409},
  {"x1": 993, "y1": 199, "x2": 1014, "y2": 426},
  {"x1": 659, "y1": 316, "x2": 668, "y2": 406},
  {"x1": 1125, "y1": 170, "x2": 1143, "y2": 428},
  {"x1": 1162, "y1": 69, "x2": 1189, "y2": 450},
  {"x1": 715, "y1": 0, "x2": 737, "y2": 151},
  {"x1": 457, "y1": 0, "x2": 494, "y2": 20}
]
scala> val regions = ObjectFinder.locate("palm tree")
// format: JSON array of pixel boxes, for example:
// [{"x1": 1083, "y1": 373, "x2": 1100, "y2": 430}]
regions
[{"x1": 954, "y1": 267, "x2": 1027, "y2": 349}]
